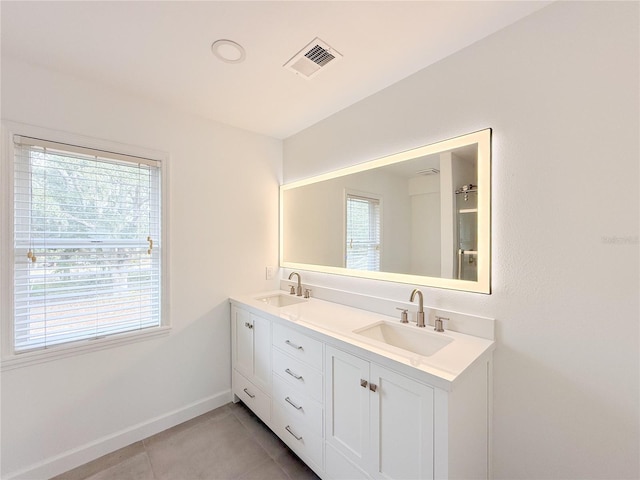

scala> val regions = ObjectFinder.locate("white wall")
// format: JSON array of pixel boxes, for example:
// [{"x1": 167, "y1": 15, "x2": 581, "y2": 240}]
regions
[
  {"x1": 408, "y1": 174, "x2": 441, "y2": 276},
  {"x1": 284, "y1": 2, "x2": 639, "y2": 479},
  {"x1": 1, "y1": 58, "x2": 281, "y2": 478}
]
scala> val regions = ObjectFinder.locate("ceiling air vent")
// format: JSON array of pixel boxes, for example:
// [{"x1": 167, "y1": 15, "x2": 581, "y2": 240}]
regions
[
  {"x1": 415, "y1": 168, "x2": 440, "y2": 176},
  {"x1": 284, "y1": 37, "x2": 342, "y2": 79}
]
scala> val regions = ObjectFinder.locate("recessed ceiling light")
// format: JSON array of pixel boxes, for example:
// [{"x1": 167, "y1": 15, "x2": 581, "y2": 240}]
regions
[{"x1": 211, "y1": 39, "x2": 246, "y2": 64}]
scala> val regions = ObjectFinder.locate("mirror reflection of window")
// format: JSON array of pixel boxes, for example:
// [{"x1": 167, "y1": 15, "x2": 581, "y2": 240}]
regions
[{"x1": 345, "y1": 193, "x2": 381, "y2": 271}]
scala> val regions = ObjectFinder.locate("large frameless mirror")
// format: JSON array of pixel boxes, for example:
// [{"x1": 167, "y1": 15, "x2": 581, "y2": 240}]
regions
[{"x1": 280, "y1": 129, "x2": 491, "y2": 293}]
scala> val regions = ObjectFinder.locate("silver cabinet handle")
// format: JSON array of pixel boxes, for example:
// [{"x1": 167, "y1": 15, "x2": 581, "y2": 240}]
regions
[
  {"x1": 285, "y1": 340, "x2": 303, "y2": 350},
  {"x1": 243, "y1": 388, "x2": 255, "y2": 399},
  {"x1": 285, "y1": 368, "x2": 303, "y2": 380},
  {"x1": 285, "y1": 396, "x2": 303, "y2": 410},
  {"x1": 285, "y1": 425, "x2": 303, "y2": 441},
  {"x1": 369, "y1": 383, "x2": 378, "y2": 392},
  {"x1": 244, "y1": 322, "x2": 253, "y2": 329},
  {"x1": 360, "y1": 379, "x2": 368, "y2": 388}
]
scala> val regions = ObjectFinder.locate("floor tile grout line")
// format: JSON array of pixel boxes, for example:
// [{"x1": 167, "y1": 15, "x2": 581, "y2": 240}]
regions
[
  {"x1": 229, "y1": 403, "x2": 286, "y2": 468},
  {"x1": 238, "y1": 456, "x2": 288, "y2": 480},
  {"x1": 229, "y1": 402, "x2": 306, "y2": 479},
  {"x1": 143, "y1": 445, "x2": 159, "y2": 480}
]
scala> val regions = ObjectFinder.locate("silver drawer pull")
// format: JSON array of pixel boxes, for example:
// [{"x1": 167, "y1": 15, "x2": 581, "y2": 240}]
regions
[
  {"x1": 285, "y1": 340, "x2": 303, "y2": 350},
  {"x1": 360, "y1": 379, "x2": 368, "y2": 388},
  {"x1": 285, "y1": 396, "x2": 303, "y2": 410},
  {"x1": 285, "y1": 368, "x2": 303, "y2": 380},
  {"x1": 243, "y1": 388, "x2": 255, "y2": 399},
  {"x1": 244, "y1": 322, "x2": 253, "y2": 329},
  {"x1": 285, "y1": 425, "x2": 303, "y2": 441}
]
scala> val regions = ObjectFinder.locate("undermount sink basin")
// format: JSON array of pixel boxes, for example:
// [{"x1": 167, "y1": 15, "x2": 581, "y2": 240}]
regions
[
  {"x1": 256, "y1": 293, "x2": 307, "y2": 308},
  {"x1": 354, "y1": 321, "x2": 453, "y2": 357}
]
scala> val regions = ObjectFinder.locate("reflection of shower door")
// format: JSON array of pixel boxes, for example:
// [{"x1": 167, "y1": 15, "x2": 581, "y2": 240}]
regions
[{"x1": 456, "y1": 208, "x2": 478, "y2": 281}]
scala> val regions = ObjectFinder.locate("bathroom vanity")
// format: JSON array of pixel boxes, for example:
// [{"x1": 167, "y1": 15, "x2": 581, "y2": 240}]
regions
[{"x1": 230, "y1": 291, "x2": 494, "y2": 480}]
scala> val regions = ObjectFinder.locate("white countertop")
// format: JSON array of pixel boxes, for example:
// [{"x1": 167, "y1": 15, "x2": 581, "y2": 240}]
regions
[{"x1": 230, "y1": 290, "x2": 495, "y2": 391}]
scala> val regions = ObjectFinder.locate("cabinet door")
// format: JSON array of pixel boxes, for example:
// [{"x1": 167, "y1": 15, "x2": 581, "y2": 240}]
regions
[
  {"x1": 252, "y1": 313, "x2": 271, "y2": 392},
  {"x1": 233, "y1": 307, "x2": 254, "y2": 380},
  {"x1": 325, "y1": 346, "x2": 371, "y2": 471},
  {"x1": 370, "y1": 364, "x2": 434, "y2": 480}
]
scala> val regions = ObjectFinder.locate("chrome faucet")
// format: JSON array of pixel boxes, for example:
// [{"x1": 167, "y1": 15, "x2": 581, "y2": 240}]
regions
[
  {"x1": 288, "y1": 272, "x2": 302, "y2": 296},
  {"x1": 410, "y1": 288, "x2": 426, "y2": 327}
]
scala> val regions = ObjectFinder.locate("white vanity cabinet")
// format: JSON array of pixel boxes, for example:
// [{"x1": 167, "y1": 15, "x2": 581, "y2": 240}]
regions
[
  {"x1": 231, "y1": 306, "x2": 272, "y2": 423},
  {"x1": 230, "y1": 296, "x2": 493, "y2": 480},
  {"x1": 325, "y1": 346, "x2": 434, "y2": 480},
  {"x1": 270, "y1": 323, "x2": 325, "y2": 472}
]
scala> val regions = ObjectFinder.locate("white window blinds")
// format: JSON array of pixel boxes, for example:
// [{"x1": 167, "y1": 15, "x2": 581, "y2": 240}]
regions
[
  {"x1": 345, "y1": 194, "x2": 381, "y2": 271},
  {"x1": 13, "y1": 136, "x2": 162, "y2": 352}
]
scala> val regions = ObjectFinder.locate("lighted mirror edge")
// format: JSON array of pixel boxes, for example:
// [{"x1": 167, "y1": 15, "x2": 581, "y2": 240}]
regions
[
  {"x1": 279, "y1": 128, "x2": 492, "y2": 294},
  {"x1": 280, "y1": 260, "x2": 490, "y2": 294},
  {"x1": 282, "y1": 129, "x2": 490, "y2": 190}
]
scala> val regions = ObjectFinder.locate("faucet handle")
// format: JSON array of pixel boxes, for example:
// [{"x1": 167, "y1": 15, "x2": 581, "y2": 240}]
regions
[
  {"x1": 434, "y1": 316, "x2": 448, "y2": 332},
  {"x1": 395, "y1": 307, "x2": 409, "y2": 323},
  {"x1": 289, "y1": 285, "x2": 296, "y2": 295},
  {"x1": 304, "y1": 288, "x2": 312, "y2": 299}
]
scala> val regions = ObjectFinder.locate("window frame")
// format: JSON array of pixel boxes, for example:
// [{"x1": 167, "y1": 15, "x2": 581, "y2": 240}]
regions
[
  {"x1": 343, "y1": 189, "x2": 383, "y2": 271},
  {"x1": 1, "y1": 122, "x2": 171, "y2": 370}
]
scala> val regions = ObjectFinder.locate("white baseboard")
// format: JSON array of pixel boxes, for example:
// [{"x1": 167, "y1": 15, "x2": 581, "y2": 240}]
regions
[{"x1": 5, "y1": 390, "x2": 233, "y2": 480}]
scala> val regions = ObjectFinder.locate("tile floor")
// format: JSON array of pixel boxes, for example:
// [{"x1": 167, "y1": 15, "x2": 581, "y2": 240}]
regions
[{"x1": 53, "y1": 402, "x2": 321, "y2": 480}]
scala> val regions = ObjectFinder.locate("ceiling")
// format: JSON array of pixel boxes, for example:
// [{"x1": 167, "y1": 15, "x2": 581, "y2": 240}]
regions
[{"x1": 1, "y1": 1, "x2": 551, "y2": 139}]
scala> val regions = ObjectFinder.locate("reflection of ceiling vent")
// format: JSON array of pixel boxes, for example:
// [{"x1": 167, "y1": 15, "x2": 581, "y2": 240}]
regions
[
  {"x1": 415, "y1": 168, "x2": 440, "y2": 176},
  {"x1": 284, "y1": 37, "x2": 342, "y2": 79}
]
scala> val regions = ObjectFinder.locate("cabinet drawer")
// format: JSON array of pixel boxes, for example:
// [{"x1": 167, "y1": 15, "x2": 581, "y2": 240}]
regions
[
  {"x1": 273, "y1": 322, "x2": 323, "y2": 369},
  {"x1": 233, "y1": 369, "x2": 270, "y2": 424},
  {"x1": 272, "y1": 404, "x2": 323, "y2": 470},
  {"x1": 272, "y1": 373, "x2": 323, "y2": 436},
  {"x1": 273, "y1": 348, "x2": 323, "y2": 402}
]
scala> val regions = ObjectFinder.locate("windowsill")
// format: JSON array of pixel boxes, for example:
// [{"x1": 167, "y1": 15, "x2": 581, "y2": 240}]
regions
[{"x1": 1, "y1": 326, "x2": 171, "y2": 371}]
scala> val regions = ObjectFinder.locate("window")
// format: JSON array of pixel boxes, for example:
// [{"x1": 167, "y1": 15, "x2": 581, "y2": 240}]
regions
[
  {"x1": 11, "y1": 135, "x2": 163, "y2": 353},
  {"x1": 345, "y1": 193, "x2": 381, "y2": 271}
]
